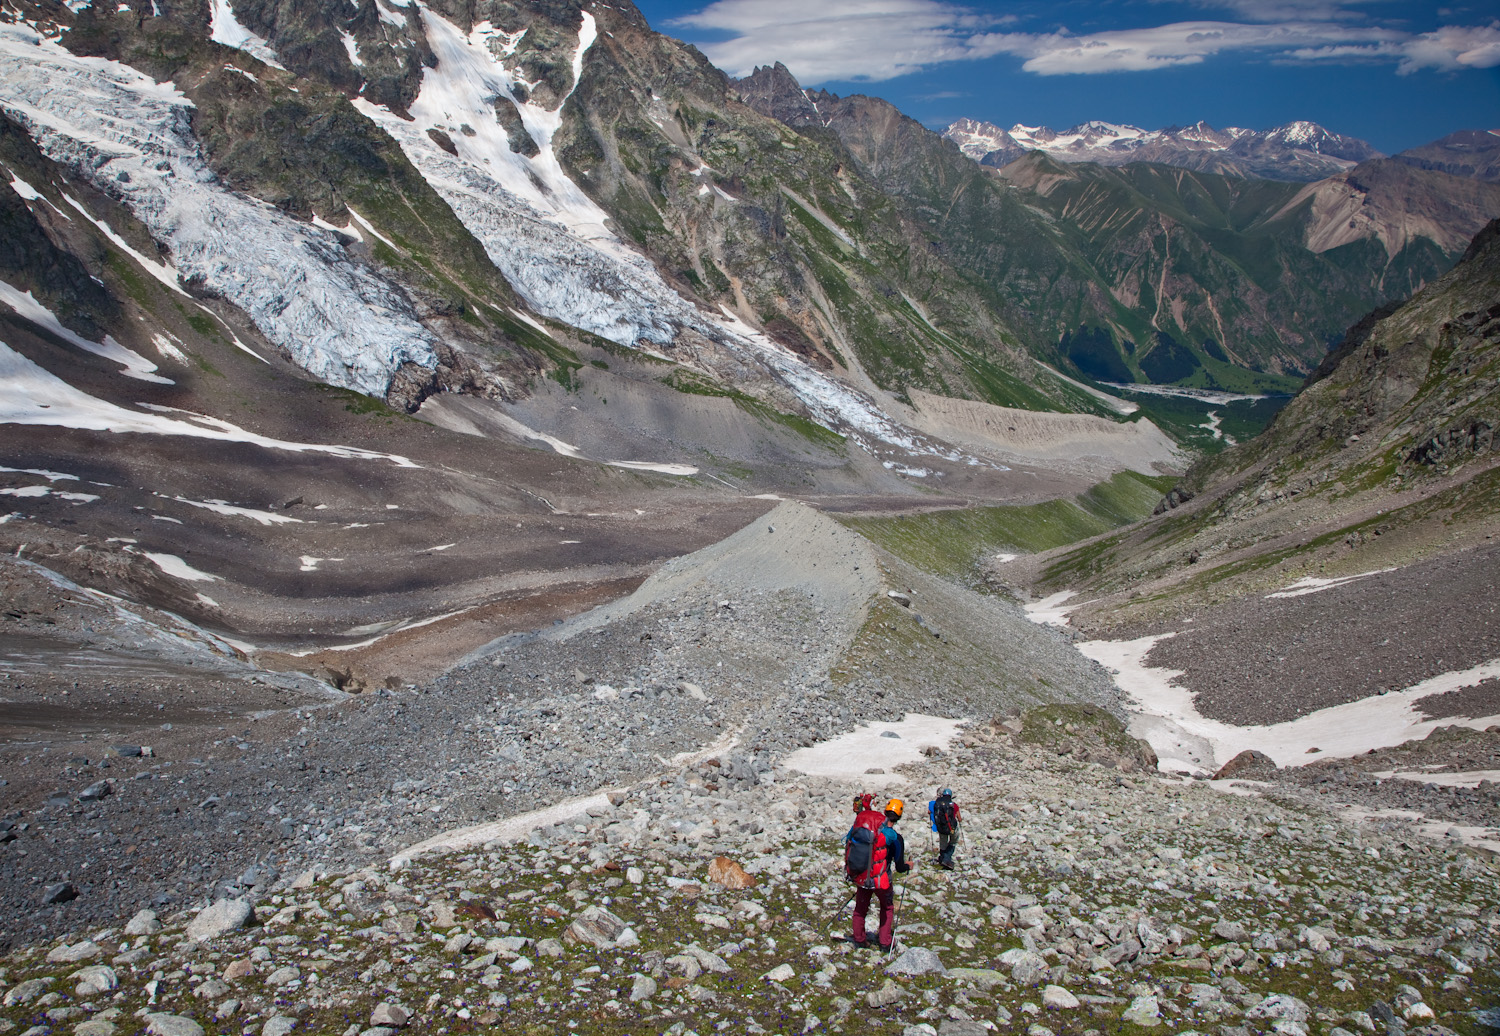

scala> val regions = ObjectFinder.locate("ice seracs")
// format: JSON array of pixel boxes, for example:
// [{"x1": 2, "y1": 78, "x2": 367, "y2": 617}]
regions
[{"x1": 0, "y1": 22, "x2": 443, "y2": 399}]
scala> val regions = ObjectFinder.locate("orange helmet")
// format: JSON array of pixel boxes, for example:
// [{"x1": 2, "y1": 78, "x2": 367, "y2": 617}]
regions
[{"x1": 885, "y1": 798, "x2": 904, "y2": 818}]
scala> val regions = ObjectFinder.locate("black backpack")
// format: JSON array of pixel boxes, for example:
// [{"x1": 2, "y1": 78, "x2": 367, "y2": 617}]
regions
[{"x1": 934, "y1": 799, "x2": 957, "y2": 835}]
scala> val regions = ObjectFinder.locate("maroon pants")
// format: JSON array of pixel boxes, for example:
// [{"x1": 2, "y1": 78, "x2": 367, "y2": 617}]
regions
[{"x1": 853, "y1": 886, "x2": 894, "y2": 947}]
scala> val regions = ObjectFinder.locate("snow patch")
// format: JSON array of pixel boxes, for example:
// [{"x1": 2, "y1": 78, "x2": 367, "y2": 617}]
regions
[
  {"x1": 168, "y1": 495, "x2": 305, "y2": 526},
  {"x1": 1024, "y1": 591, "x2": 1080, "y2": 627},
  {"x1": 606, "y1": 460, "x2": 698, "y2": 476},
  {"x1": 209, "y1": 0, "x2": 286, "y2": 70},
  {"x1": 151, "y1": 333, "x2": 189, "y2": 364},
  {"x1": 0, "y1": 465, "x2": 78, "y2": 481},
  {"x1": 783, "y1": 713, "x2": 967, "y2": 786},
  {"x1": 0, "y1": 484, "x2": 98, "y2": 503},
  {"x1": 1266, "y1": 569, "x2": 1395, "y2": 599},
  {"x1": 0, "y1": 279, "x2": 171, "y2": 383},
  {"x1": 0, "y1": 339, "x2": 417, "y2": 465},
  {"x1": 1079, "y1": 634, "x2": 1500, "y2": 773},
  {"x1": 339, "y1": 29, "x2": 363, "y2": 67},
  {"x1": 141, "y1": 551, "x2": 219, "y2": 582}
]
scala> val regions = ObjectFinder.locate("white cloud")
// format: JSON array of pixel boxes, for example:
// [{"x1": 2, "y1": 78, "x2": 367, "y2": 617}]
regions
[
  {"x1": 985, "y1": 21, "x2": 1403, "y2": 76},
  {"x1": 1395, "y1": 23, "x2": 1500, "y2": 71},
  {"x1": 672, "y1": 0, "x2": 1003, "y2": 81},
  {"x1": 1285, "y1": 22, "x2": 1500, "y2": 71},
  {"x1": 672, "y1": 0, "x2": 1500, "y2": 82}
]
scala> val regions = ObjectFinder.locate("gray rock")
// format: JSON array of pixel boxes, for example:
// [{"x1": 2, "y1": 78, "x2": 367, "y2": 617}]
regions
[
  {"x1": 867, "y1": 978, "x2": 906, "y2": 1008},
  {"x1": 47, "y1": 941, "x2": 101, "y2": 963},
  {"x1": 124, "y1": 909, "x2": 160, "y2": 936},
  {"x1": 1123, "y1": 995, "x2": 1161, "y2": 1026},
  {"x1": 939, "y1": 1023, "x2": 990, "y2": 1036},
  {"x1": 262, "y1": 1018, "x2": 298, "y2": 1036},
  {"x1": 762, "y1": 963, "x2": 795, "y2": 983},
  {"x1": 3, "y1": 979, "x2": 51, "y2": 1006},
  {"x1": 1006, "y1": 951, "x2": 1049, "y2": 987},
  {"x1": 886, "y1": 947, "x2": 947, "y2": 976},
  {"x1": 71, "y1": 965, "x2": 117, "y2": 996},
  {"x1": 41, "y1": 882, "x2": 79, "y2": 904},
  {"x1": 1249, "y1": 995, "x2": 1311, "y2": 1024},
  {"x1": 77, "y1": 780, "x2": 112, "y2": 802},
  {"x1": 370, "y1": 1003, "x2": 409, "y2": 1028},
  {"x1": 630, "y1": 974, "x2": 656, "y2": 1002},
  {"x1": 1213, "y1": 919, "x2": 1250, "y2": 942},
  {"x1": 564, "y1": 906, "x2": 628, "y2": 948},
  {"x1": 75, "y1": 1021, "x2": 118, "y2": 1036},
  {"x1": 1043, "y1": 985, "x2": 1080, "y2": 1009},
  {"x1": 947, "y1": 967, "x2": 1005, "y2": 991},
  {"x1": 265, "y1": 966, "x2": 301, "y2": 987},
  {"x1": 185, "y1": 898, "x2": 254, "y2": 942},
  {"x1": 144, "y1": 1015, "x2": 205, "y2": 1036}
]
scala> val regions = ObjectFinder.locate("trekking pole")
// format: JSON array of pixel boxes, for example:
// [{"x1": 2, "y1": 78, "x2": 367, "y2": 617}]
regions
[
  {"x1": 887, "y1": 882, "x2": 901, "y2": 955},
  {"x1": 828, "y1": 890, "x2": 855, "y2": 931}
]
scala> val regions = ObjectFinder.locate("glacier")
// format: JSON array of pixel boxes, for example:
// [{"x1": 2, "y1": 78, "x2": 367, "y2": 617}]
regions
[
  {"x1": 353, "y1": 4, "x2": 973, "y2": 462},
  {"x1": 0, "y1": 22, "x2": 441, "y2": 398}
]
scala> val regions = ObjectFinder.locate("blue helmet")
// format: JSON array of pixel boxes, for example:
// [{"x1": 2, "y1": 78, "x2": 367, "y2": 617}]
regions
[{"x1": 941, "y1": 788, "x2": 953, "y2": 798}]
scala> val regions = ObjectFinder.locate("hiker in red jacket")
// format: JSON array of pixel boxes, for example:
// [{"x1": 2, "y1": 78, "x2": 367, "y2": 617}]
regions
[{"x1": 844, "y1": 795, "x2": 908, "y2": 949}]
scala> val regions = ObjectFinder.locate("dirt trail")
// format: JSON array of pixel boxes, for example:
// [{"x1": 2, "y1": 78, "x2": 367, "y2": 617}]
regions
[{"x1": 902, "y1": 388, "x2": 1183, "y2": 477}]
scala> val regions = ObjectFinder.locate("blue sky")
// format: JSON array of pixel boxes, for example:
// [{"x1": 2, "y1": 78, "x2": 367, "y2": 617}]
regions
[{"x1": 629, "y1": 0, "x2": 1500, "y2": 154}]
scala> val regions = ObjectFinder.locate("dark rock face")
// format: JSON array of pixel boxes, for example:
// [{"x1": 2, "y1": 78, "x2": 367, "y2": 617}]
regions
[
  {"x1": 1213, "y1": 750, "x2": 1280, "y2": 780},
  {"x1": 732, "y1": 62, "x2": 824, "y2": 128},
  {"x1": 0, "y1": 117, "x2": 120, "y2": 341}
]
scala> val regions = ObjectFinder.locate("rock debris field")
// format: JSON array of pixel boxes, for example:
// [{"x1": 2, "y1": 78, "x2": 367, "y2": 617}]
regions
[
  {"x1": 0, "y1": 713, "x2": 1496, "y2": 1036},
  {"x1": 1, "y1": 503, "x2": 1497, "y2": 1036}
]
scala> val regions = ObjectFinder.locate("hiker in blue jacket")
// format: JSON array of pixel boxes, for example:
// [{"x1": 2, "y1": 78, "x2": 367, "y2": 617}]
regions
[{"x1": 928, "y1": 787, "x2": 961, "y2": 869}]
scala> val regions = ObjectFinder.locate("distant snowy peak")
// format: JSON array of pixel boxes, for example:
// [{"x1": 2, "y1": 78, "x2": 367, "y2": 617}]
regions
[{"x1": 944, "y1": 117, "x2": 1381, "y2": 182}]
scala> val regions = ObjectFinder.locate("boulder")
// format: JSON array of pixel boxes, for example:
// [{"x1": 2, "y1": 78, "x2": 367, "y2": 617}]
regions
[
  {"x1": 886, "y1": 947, "x2": 947, "y2": 976},
  {"x1": 124, "y1": 909, "x2": 161, "y2": 935},
  {"x1": 1043, "y1": 985, "x2": 1080, "y2": 1009},
  {"x1": 1213, "y1": 750, "x2": 1279, "y2": 780},
  {"x1": 1248, "y1": 995, "x2": 1311, "y2": 1024},
  {"x1": 41, "y1": 882, "x2": 79, "y2": 904},
  {"x1": 3, "y1": 978, "x2": 52, "y2": 1006},
  {"x1": 564, "y1": 906, "x2": 629, "y2": 948},
  {"x1": 47, "y1": 940, "x2": 101, "y2": 963},
  {"x1": 144, "y1": 1014, "x2": 205, "y2": 1036},
  {"x1": 1123, "y1": 995, "x2": 1161, "y2": 1026},
  {"x1": 867, "y1": 978, "x2": 906, "y2": 1007},
  {"x1": 1006, "y1": 950, "x2": 1049, "y2": 987},
  {"x1": 762, "y1": 963, "x2": 795, "y2": 983},
  {"x1": 370, "y1": 1003, "x2": 410, "y2": 1028},
  {"x1": 185, "y1": 898, "x2": 254, "y2": 942},
  {"x1": 71, "y1": 965, "x2": 117, "y2": 996}
]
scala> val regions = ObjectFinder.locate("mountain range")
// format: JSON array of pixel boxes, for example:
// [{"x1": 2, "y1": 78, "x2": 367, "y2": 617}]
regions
[{"x1": 945, "y1": 117, "x2": 1382, "y2": 183}]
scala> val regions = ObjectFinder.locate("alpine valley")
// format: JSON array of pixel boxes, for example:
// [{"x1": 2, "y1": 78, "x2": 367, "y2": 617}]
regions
[{"x1": 0, "y1": 0, "x2": 1497, "y2": 1034}]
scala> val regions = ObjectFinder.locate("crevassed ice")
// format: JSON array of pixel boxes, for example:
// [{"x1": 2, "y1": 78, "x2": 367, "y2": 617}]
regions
[
  {"x1": 354, "y1": 5, "x2": 971, "y2": 461},
  {"x1": 0, "y1": 23, "x2": 440, "y2": 398}
]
